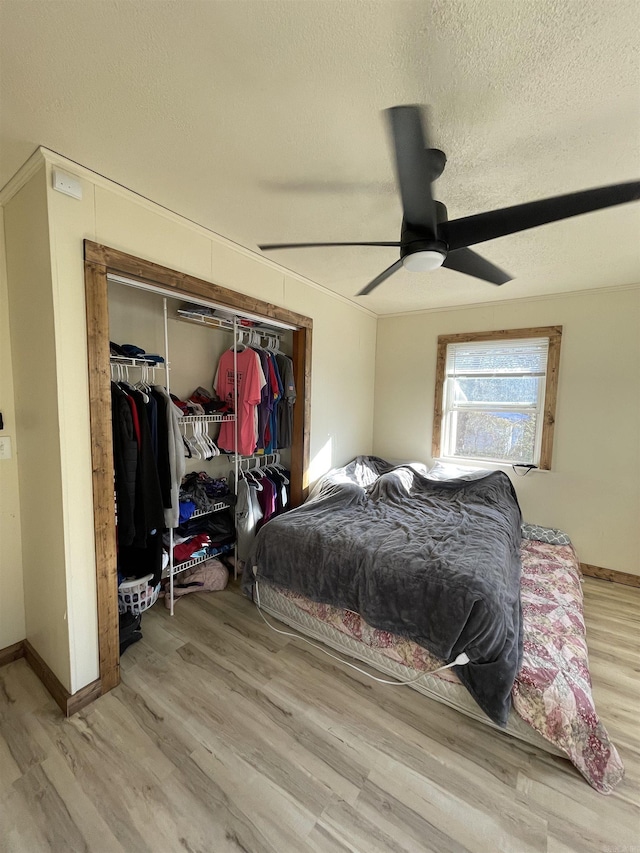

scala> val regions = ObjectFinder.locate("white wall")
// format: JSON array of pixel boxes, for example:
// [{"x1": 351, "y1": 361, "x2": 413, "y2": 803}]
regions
[
  {"x1": 0, "y1": 208, "x2": 25, "y2": 650},
  {"x1": 3, "y1": 165, "x2": 71, "y2": 684},
  {"x1": 373, "y1": 288, "x2": 640, "y2": 576},
  {"x1": 41, "y1": 150, "x2": 376, "y2": 691}
]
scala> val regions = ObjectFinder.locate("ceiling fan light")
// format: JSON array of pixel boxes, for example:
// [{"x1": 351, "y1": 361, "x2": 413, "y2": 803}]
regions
[{"x1": 402, "y1": 250, "x2": 446, "y2": 272}]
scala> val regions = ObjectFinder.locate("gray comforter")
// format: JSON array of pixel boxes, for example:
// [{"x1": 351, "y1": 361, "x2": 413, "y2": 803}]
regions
[{"x1": 244, "y1": 456, "x2": 523, "y2": 726}]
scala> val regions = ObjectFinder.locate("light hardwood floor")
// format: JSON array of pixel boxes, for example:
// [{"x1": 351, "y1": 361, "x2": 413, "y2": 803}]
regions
[{"x1": 1, "y1": 577, "x2": 638, "y2": 852}]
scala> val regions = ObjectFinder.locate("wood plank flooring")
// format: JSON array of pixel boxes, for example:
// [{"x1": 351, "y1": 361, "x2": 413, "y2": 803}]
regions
[{"x1": 0, "y1": 577, "x2": 638, "y2": 852}]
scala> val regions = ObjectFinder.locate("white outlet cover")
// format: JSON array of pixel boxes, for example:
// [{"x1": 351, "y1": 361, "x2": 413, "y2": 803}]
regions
[
  {"x1": 0, "y1": 436, "x2": 12, "y2": 459},
  {"x1": 53, "y1": 168, "x2": 82, "y2": 199}
]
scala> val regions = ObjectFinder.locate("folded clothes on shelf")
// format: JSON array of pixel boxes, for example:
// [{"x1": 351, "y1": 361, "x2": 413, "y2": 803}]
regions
[
  {"x1": 109, "y1": 340, "x2": 165, "y2": 363},
  {"x1": 173, "y1": 532, "x2": 210, "y2": 563},
  {"x1": 179, "y1": 302, "x2": 217, "y2": 317},
  {"x1": 179, "y1": 472, "x2": 232, "y2": 514},
  {"x1": 188, "y1": 386, "x2": 231, "y2": 414},
  {"x1": 179, "y1": 500, "x2": 197, "y2": 524},
  {"x1": 176, "y1": 511, "x2": 235, "y2": 544},
  {"x1": 169, "y1": 388, "x2": 231, "y2": 416},
  {"x1": 178, "y1": 303, "x2": 256, "y2": 328}
]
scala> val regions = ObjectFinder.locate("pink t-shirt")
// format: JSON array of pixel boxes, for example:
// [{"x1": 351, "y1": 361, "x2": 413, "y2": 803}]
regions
[{"x1": 216, "y1": 348, "x2": 262, "y2": 456}]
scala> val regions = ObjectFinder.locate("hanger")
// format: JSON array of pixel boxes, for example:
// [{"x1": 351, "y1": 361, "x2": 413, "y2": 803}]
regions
[
  {"x1": 135, "y1": 364, "x2": 153, "y2": 395},
  {"x1": 117, "y1": 364, "x2": 138, "y2": 394},
  {"x1": 180, "y1": 423, "x2": 202, "y2": 459},
  {"x1": 133, "y1": 366, "x2": 150, "y2": 403},
  {"x1": 244, "y1": 469, "x2": 264, "y2": 490},
  {"x1": 263, "y1": 334, "x2": 280, "y2": 353},
  {"x1": 197, "y1": 420, "x2": 220, "y2": 460},
  {"x1": 204, "y1": 421, "x2": 220, "y2": 458},
  {"x1": 191, "y1": 421, "x2": 210, "y2": 460},
  {"x1": 264, "y1": 463, "x2": 289, "y2": 484},
  {"x1": 232, "y1": 328, "x2": 250, "y2": 351}
]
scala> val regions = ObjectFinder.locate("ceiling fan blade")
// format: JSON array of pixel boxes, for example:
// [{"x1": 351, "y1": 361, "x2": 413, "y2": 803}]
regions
[
  {"x1": 443, "y1": 248, "x2": 512, "y2": 285},
  {"x1": 443, "y1": 181, "x2": 640, "y2": 250},
  {"x1": 259, "y1": 241, "x2": 400, "y2": 250},
  {"x1": 357, "y1": 259, "x2": 404, "y2": 296},
  {"x1": 387, "y1": 106, "x2": 438, "y2": 235}
]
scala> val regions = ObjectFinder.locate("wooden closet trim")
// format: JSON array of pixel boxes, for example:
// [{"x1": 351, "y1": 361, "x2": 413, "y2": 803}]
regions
[
  {"x1": 432, "y1": 326, "x2": 562, "y2": 470},
  {"x1": 84, "y1": 240, "x2": 312, "y2": 699},
  {"x1": 85, "y1": 241, "x2": 312, "y2": 329}
]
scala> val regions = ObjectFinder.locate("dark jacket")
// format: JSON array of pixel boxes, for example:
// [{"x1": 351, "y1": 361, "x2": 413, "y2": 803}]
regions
[{"x1": 111, "y1": 383, "x2": 137, "y2": 546}]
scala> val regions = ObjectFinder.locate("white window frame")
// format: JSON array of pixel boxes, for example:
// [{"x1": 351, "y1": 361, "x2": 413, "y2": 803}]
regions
[{"x1": 432, "y1": 327, "x2": 562, "y2": 470}]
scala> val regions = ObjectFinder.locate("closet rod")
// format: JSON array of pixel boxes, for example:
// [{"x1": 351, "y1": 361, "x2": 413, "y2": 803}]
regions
[{"x1": 107, "y1": 273, "x2": 298, "y2": 331}]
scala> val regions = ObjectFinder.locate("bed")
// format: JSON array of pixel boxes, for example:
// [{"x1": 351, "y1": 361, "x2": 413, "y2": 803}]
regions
[{"x1": 243, "y1": 456, "x2": 623, "y2": 793}]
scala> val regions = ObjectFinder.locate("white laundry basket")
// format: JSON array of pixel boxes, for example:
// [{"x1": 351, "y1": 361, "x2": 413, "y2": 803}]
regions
[{"x1": 118, "y1": 574, "x2": 160, "y2": 615}]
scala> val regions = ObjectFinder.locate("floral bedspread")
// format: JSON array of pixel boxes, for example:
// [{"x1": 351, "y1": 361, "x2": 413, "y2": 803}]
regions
[{"x1": 279, "y1": 539, "x2": 624, "y2": 793}]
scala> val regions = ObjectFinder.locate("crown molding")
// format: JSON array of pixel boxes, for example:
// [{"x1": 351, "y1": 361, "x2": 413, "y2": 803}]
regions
[
  {"x1": 0, "y1": 147, "x2": 46, "y2": 206},
  {"x1": 381, "y1": 280, "x2": 640, "y2": 320}
]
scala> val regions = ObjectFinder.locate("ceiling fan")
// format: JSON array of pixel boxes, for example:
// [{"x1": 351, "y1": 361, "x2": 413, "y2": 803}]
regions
[{"x1": 259, "y1": 105, "x2": 640, "y2": 296}]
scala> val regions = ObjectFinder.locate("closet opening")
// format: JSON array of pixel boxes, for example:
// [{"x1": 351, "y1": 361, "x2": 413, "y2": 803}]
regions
[{"x1": 84, "y1": 240, "x2": 312, "y2": 697}]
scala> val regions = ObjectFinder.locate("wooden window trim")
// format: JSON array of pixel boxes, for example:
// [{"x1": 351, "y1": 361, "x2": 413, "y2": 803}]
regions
[
  {"x1": 432, "y1": 326, "x2": 562, "y2": 470},
  {"x1": 84, "y1": 240, "x2": 312, "y2": 698}
]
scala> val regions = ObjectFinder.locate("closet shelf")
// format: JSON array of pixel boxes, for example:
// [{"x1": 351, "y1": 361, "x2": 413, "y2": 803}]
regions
[
  {"x1": 110, "y1": 355, "x2": 167, "y2": 368},
  {"x1": 180, "y1": 413, "x2": 236, "y2": 424},
  {"x1": 190, "y1": 502, "x2": 230, "y2": 519},
  {"x1": 162, "y1": 542, "x2": 234, "y2": 579},
  {"x1": 176, "y1": 310, "x2": 235, "y2": 332},
  {"x1": 176, "y1": 308, "x2": 286, "y2": 339}
]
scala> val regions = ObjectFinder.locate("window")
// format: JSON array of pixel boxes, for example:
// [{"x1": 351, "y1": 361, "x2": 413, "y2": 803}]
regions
[{"x1": 432, "y1": 327, "x2": 562, "y2": 469}]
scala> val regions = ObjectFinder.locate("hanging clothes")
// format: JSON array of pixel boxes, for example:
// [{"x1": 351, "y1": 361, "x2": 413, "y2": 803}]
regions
[
  {"x1": 150, "y1": 387, "x2": 172, "y2": 510},
  {"x1": 111, "y1": 382, "x2": 166, "y2": 587},
  {"x1": 118, "y1": 531, "x2": 164, "y2": 588},
  {"x1": 233, "y1": 475, "x2": 263, "y2": 562},
  {"x1": 250, "y1": 346, "x2": 272, "y2": 452},
  {"x1": 255, "y1": 474, "x2": 277, "y2": 531},
  {"x1": 111, "y1": 382, "x2": 138, "y2": 547},
  {"x1": 152, "y1": 385, "x2": 186, "y2": 528},
  {"x1": 128, "y1": 387, "x2": 165, "y2": 546},
  {"x1": 275, "y1": 353, "x2": 296, "y2": 449},
  {"x1": 265, "y1": 466, "x2": 290, "y2": 515},
  {"x1": 264, "y1": 353, "x2": 283, "y2": 454},
  {"x1": 142, "y1": 390, "x2": 159, "y2": 461},
  {"x1": 214, "y1": 347, "x2": 264, "y2": 456}
]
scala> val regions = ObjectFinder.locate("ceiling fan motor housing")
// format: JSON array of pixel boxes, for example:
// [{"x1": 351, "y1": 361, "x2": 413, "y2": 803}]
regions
[{"x1": 400, "y1": 219, "x2": 448, "y2": 271}]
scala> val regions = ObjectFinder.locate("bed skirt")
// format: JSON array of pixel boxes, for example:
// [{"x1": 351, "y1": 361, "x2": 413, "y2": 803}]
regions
[{"x1": 255, "y1": 577, "x2": 564, "y2": 757}]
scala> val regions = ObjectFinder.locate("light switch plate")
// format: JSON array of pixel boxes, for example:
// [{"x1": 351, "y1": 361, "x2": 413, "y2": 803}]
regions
[
  {"x1": 53, "y1": 168, "x2": 82, "y2": 199},
  {"x1": 0, "y1": 437, "x2": 12, "y2": 460}
]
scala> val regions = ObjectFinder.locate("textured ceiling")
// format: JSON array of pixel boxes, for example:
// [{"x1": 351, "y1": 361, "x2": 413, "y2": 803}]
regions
[{"x1": 1, "y1": 0, "x2": 639, "y2": 315}]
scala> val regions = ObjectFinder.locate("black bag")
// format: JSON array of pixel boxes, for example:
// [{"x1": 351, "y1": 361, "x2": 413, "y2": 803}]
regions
[{"x1": 119, "y1": 611, "x2": 142, "y2": 654}]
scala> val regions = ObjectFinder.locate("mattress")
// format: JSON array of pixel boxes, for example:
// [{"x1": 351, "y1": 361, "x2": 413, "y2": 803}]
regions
[
  {"x1": 251, "y1": 534, "x2": 624, "y2": 793},
  {"x1": 255, "y1": 578, "x2": 562, "y2": 756}
]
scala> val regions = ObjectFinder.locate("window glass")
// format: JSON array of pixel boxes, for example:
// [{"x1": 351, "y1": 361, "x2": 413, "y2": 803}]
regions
[
  {"x1": 450, "y1": 410, "x2": 538, "y2": 464},
  {"x1": 433, "y1": 328, "x2": 562, "y2": 470},
  {"x1": 452, "y1": 376, "x2": 539, "y2": 406}
]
